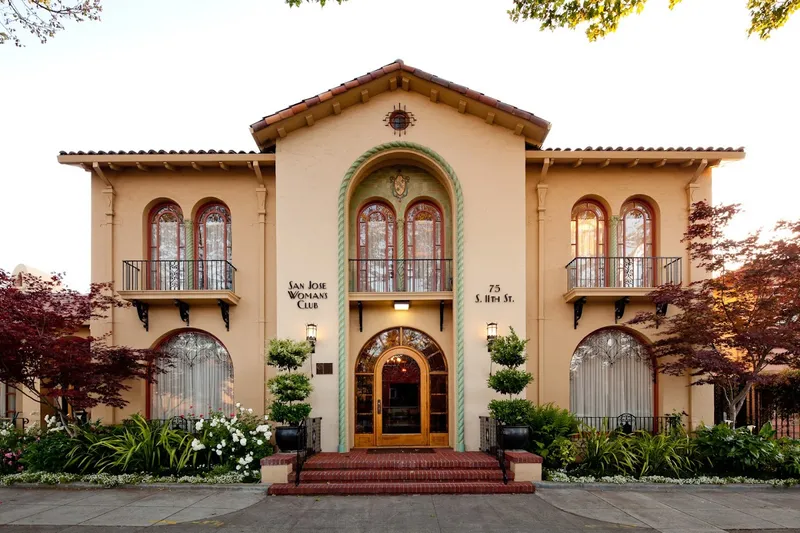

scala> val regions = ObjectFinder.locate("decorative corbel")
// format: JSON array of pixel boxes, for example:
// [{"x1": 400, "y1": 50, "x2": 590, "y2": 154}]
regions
[
  {"x1": 574, "y1": 296, "x2": 587, "y2": 329},
  {"x1": 688, "y1": 158, "x2": 709, "y2": 185},
  {"x1": 92, "y1": 162, "x2": 112, "y2": 187},
  {"x1": 191, "y1": 162, "x2": 203, "y2": 172},
  {"x1": 625, "y1": 159, "x2": 640, "y2": 168},
  {"x1": 251, "y1": 160, "x2": 264, "y2": 186},
  {"x1": 218, "y1": 299, "x2": 230, "y2": 331},
  {"x1": 219, "y1": 162, "x2": 230, "y2": 171},
  {"x1": 357, "y1": 300, "x2": 363, "y2": 332},
  {"x1": 614, "y1": 296, "x2": 630, "y2": 323},
  {"x1": 440, "y1": 300, "x2": 445, "y2": 332},
  {"x1": 597, "y1": 159, "x2": 611, "y2": 169},
  {"x1": 430, "y1": 89, "x2": 439, "y2": 103},
  {"x1": 133, "y1": 300, "x2": 149, "y2": 331},
  {"x1": 108, "y1": 163, "x2": 122, "y2": 172},
  {"x1": 571, "y1": 158, "x2": 583, "y2": 168},
  {"x1": 135, "y1": 162, "x2": 149, "y2": 172},
  {"x1": 164, "y1": 162, "x2": 176, "y2": 172},
  {"x1": 540, "y1": 157, "x2": 551, "y2": 181},
  {"x1": 174, "y1": 300, "x2": 190, "y2": 326}
]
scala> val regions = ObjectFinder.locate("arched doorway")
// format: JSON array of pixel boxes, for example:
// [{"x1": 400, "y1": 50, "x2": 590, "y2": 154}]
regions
[{"x1": 354, "y1": 327, "x2": 448, "y2": 447}]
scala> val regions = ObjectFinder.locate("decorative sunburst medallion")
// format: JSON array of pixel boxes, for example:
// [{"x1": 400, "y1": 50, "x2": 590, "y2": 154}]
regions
[{"x1": 384, "y1": 103, "x2": 416, "y2": 136}]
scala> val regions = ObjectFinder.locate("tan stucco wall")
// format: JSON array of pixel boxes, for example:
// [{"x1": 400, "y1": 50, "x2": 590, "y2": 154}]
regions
[
  {"x1": 525, "y1": 163, "x2": 715, "y2": 429},
  {"x1": 89, "y1": 167, "x2": 276, "y2": 423},
  {"x1": 277, "y1": 89, "x2": 527, "y2": 451}
]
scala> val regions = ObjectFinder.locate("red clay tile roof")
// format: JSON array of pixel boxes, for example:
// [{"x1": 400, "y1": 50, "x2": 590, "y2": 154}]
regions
[
  {"x1": 250, "y1": 59, "x2": 551, "y2": 134},
  {"x1": 58, "y1": 150, "x2": 258, "y2": 156},
  {"x1": 539, "y1": 146, "x2": 745, "y2": 152}
]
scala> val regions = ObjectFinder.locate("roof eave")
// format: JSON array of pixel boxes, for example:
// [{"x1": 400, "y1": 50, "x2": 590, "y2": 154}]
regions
[{"x1": 526, "y1": 150, "x2": 745, "y2": 166}]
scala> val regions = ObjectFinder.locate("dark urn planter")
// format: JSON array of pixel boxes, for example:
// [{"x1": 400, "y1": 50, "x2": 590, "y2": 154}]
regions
[
  {"x1": 275, "y1": 425, "x2": 302, "y2": 452},
  {"x1": 500, "y1": 425, "x2": 530, "y2": 450}
]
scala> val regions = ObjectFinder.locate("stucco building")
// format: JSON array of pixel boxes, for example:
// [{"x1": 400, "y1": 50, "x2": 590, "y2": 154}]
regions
[{"x1": 58, "y1": 60, "x2": 744, "y2": 453}]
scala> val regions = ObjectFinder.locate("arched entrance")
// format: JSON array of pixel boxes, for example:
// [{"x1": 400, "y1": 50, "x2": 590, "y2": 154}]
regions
[{"x1": 354, "y1": 327, "x2": 448, "y2": 448}]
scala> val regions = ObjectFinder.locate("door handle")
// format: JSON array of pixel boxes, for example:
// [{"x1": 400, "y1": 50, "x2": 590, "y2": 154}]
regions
[{"x1": 377, "y1": 399, "x2": 381, "y2": 412}]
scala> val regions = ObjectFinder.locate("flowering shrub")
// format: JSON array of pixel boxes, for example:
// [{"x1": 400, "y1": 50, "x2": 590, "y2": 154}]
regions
[
  {"x1": 1, "y1": 449, "x2": 24, "y2": 475},
  {"x1": 546, "y1": 469, "x2": 799, "y2": 487},
  {"x1": 0, "y1": 471, "x2": 250, "y2": 487},
  {"x1": 192, "y1": 404, "x2": 273, "y2": 481}
]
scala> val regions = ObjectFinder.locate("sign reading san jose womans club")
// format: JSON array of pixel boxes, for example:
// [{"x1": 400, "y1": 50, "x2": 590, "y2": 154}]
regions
[{"x1": 287, "y1": 281, "x2": 328, "y2": 309}]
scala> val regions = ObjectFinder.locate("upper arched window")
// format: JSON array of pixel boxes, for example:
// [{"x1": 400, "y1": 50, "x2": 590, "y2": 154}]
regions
[
  {"x1": 196, "y1": 203, "x2": 232, "y2": 290},
  {"x1": 151, "y1": 330, "x2": 234, "y2": 419},
  {"x1": 149, "y1": 203, "x2": 186, "y2": 290},
  {"x1": 571, "y1": 200, "x2": 606, "y2": 258},
  {"x1": 356, "y1": 201, "x2": 396, "y2": 292},
  {"x1": 570, "y1": 329, "x2": 654, "y2": 431},
  {"x1": 619, "y1": 200, "x2": 654, "y2": 258},
  {"x1": 405, "y1": 201, "x2": 444, "y2": 292}
]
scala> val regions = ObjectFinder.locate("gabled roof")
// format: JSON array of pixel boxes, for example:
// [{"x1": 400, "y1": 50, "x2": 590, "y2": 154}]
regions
[{"x1": 249, "y1": 59, "x2": 551, "y2": 151}]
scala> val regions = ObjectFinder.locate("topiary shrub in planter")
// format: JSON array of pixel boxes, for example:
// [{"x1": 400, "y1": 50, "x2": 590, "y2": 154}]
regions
[
  {"x1": 487, "y1": 327, "x2": 533, "y2": 450},
  {"x1": 266, "y1": 338, "x2": 313, "y2": 452}
]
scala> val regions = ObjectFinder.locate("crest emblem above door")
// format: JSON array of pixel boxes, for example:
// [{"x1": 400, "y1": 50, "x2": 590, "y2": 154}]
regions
[{"x1": 390, "y1": 173, "x2": 410, "y2": 200}]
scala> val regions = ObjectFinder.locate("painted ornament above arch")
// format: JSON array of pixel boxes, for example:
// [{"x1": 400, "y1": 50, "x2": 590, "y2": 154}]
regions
[{"x1": 389, "y1": 171, "x2": 410, "y2": 201}]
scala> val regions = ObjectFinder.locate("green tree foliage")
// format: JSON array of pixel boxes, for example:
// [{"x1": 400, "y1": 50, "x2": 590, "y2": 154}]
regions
[
  {"x1": 287, "y1": 0, "x2": 798, "y2": 41},
  {"x1": 265, "y1": 338, "x2": 313, "y2": 425}
]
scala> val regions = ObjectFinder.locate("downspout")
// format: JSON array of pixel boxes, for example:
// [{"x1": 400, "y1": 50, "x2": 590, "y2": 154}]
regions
[{"x1": 252, "y1": 161, "x2": 268, "y2": 414}]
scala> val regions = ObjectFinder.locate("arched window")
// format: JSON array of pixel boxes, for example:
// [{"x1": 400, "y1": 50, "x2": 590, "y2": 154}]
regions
[
  {"x1": 405, "y1": 201, "x2": 444, "y2": 292},
  {"x1": 570, "y1": 329, "x2": 654, "y2": 431},
  {"x1": 151, "y1": 331, "x2": 234, "y2": 419},
  {"x1": 618, "y1": 200, "x2": 655, "y2": 287},
  {"x1": 571, "y1": 200, "x2": 607, "y2": 288},
  {"x1": 149, "y1": 203, "x2": 186, "y2": 290},
  {"x1": 357, "y1": 201, "x2": 396, "y2": 292},
  {"x1": 196, "y1": 203, "x2": 232, "y2": 290}
]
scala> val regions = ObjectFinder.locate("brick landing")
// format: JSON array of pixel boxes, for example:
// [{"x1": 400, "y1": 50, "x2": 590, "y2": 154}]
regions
[{"x1": 266, "y1": 448, "x2": 535, "y2": 495}]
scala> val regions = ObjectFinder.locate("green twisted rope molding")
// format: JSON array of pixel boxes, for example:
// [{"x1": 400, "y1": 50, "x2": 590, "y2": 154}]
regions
[{"x1": 337, "y1": 141, "x2": 465, "y2": 452}]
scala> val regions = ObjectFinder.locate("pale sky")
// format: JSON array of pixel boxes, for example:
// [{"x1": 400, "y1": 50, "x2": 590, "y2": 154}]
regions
[{"x1": 1, "y1": 0, "x2": 797, "y2": 291}]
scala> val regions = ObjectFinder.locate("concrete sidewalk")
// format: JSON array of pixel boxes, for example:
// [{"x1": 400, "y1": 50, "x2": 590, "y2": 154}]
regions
[
  {"x1": 536, "y1": 486, "x2": 800, "y2": 532},
  {"x1": 0, "y1": 486, "x2": 264, "y2": 528}
]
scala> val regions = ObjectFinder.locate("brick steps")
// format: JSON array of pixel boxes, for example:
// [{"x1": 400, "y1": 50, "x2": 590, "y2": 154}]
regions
[
  {"x1": 265, "y1": 449, "x2": 536, "y2": 496},
  {"x1": 299, "y1": 468, "x2": 512, "y2": 482},
  {"x1": 268, "y1": 481, "x2": 535, "y2": 495}
]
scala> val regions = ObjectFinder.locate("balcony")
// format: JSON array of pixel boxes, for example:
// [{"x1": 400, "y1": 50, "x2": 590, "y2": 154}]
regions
[
  {"x1": 348, "y1": 259, "x2": 453, "y2": 299},
  {"x1": 564, "y1": 256, "x2": 682, "y2": 303}
]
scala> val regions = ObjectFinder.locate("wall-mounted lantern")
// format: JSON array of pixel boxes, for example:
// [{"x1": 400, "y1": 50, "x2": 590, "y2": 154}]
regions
[
  {"x1": 486, "y1": 322, "x2": 498, "y2": 353},
  {"x1": 306, "y1": 323, "x2": 317, "y2": 353}
]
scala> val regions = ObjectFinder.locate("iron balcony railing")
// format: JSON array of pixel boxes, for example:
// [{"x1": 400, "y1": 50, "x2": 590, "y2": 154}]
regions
[
  {"x1": 122, "y1": 260, "x2": 237, "y2": 292},
  {"x1": 349, "y1": 258, "x2": 453, "y2": 293},
  {"x1": 566, "y1": 256, "x2": 682, "y2": 292}
]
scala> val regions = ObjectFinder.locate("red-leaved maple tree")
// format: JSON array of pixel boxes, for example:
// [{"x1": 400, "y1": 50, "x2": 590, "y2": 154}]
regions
[
  {"x1": 630, "y1": 201, "x2": 800, "y2": 425},
  {"x1": 0, "y1": 269, "x2": 166, "y2": 433}
]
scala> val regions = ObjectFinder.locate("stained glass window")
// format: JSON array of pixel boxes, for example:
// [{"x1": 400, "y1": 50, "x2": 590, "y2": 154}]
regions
[
  {"x1": 405, "y1": 201, "x2": 444, "y2": 292},
  {"x1": 357, "y1": 202, "x2": 396, "y2": 292},
  {"x1": 149, "y1": 203, "x2": 186, "y2": 290},
  {"x1": 196, "y1": 203, "x2": 232, "y2": 290}
]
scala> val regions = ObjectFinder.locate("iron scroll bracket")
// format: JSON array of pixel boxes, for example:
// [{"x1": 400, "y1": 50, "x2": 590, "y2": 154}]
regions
[
  {"x1": 174, "y1": 299, "x2": 190, "y2": 326},
  {"x1": 614, "y1": 296, "x2": 630, "y2": 323},
  {"x1": 573, "y1": 296, "x2": 587, "y2": 329},
  {"x1": 133, "y1": 300, "x2": 149, "y2": 331},
  {"x1": 218, "y1": 299, "x2": 230, "y2": 331}
]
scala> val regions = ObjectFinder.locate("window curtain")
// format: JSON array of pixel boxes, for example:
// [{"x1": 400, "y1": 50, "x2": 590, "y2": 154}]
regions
[
  {"x1": 151, "y1": 331, "x2": 234, "y2": 419},
  {"x1": 570, "y1": 330, "x2": 654, "y2": 430},
  {"x1": 0, "y1": 382, "x2": 6, "y2": 416},
  {"x1": 197, "y1": 205, "x2": 232, "y2": 290}
]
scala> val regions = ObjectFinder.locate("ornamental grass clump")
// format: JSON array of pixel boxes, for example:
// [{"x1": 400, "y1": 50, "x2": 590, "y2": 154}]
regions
[
  {"x1": 266, "y1": 338, "x2": 313, "y2": 426},
  {"x1": 487, "y1": 327, "x2": 533, "y2": 426}
]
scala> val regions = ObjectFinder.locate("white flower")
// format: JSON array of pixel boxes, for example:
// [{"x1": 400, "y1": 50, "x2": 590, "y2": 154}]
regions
[
  {"x1": 264, "y1": 415, "x2": 269, "y2": 421},
  {"x1": 232, "y1": 434, "x2": 239, "y2": 443},
  {"x1": 216, "y1": 449, "x2": 222, "y2": 456},
  {"x1": 190, "y1": 439, "x2": 206, "y2": 451},
  {"x1": 195, "y1": 420, "x2": 204, "y2": 431},
  {"x1": 240, "y1": 438, "x2": 247, "y2": 446},
  {"x1": 257, "y1": 440, "x2": 263, "y2": 446},
  {"x1": 239, "y1": 407, "x2": 245, "y2": 412},
  {"x1": 221, "y1": 439, "x2": 226, "y2": 447},
  {"x1": 247, "y1": 408, "x2": 253, "y2": 414},
  {"x1": 216, "y1": 443, "x2": 222, "y2": 449},
  {"x1": 235, "y1": 402, "x2": 241, "y2": 408},
  {"x1": 236, "y1": 465, "x2": 241, "y2": 470}
]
